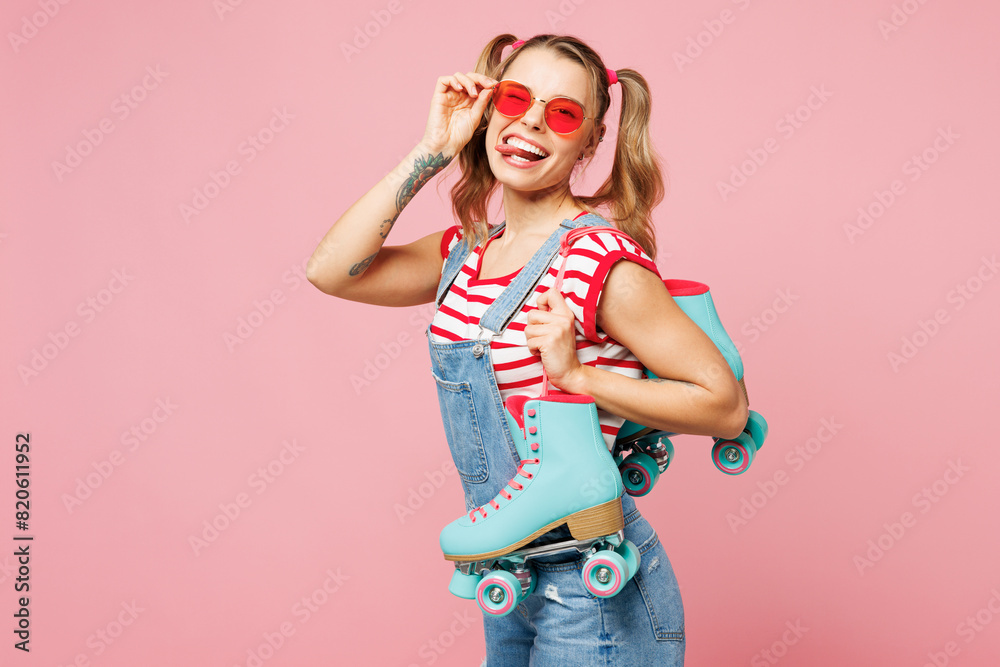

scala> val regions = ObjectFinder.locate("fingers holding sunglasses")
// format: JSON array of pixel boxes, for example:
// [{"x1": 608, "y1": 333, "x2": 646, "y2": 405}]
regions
[
  {"x1": 452, "y1": 72, "x2": 497, "y2": 98},
  {"x1": 472, "y1": 72, "x2": 500, "y2": 92},
  {"x1": 428, "y1": 73, "x2": 493, "y2": 121},
  {"x1": 422, "y1": 72, "x2": 499, "y2": 157},
  {"x1": 443, "y1": 72, "x2": 473, "y2": 99}
]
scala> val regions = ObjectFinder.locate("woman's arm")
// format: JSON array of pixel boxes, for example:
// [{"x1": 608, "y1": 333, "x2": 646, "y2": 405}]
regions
[
  {"x1": 305, "y1": 141, "x2": 452, "y2": 307},
  {"x1": 307, "y1": 70, "x2": 497, "y2": 307},
  {"x1": 527, "y1": 260, "x2": 749, "y2": 440}
]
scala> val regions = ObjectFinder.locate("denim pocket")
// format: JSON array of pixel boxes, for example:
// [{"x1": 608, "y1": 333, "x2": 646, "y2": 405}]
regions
[
  {"x1": 632, "y1": 542, "x2": 685, "y2": 641},
  {"x1": 628, "y1": 516, "x2": 685, "y2": 642},
  {"x1": 431, "y1": 371, "x2": 489, "y2": 484}
]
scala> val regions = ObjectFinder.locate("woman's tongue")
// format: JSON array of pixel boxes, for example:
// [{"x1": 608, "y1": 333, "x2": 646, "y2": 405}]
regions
[{"x1": 498, "y1": 143, "x2": 544, "y2": 161}]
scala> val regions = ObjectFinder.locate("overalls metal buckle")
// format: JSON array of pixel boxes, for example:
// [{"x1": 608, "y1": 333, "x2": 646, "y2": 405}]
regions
[{"x1": 471, "y1": 325, "x2": 497, "y2": 358}]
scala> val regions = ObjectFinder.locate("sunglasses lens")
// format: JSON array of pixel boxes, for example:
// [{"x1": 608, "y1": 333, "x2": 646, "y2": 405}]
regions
[
  {"x1": 545, "y1": 98, "x2": 584, "y2": 133},
  {"x1": 492, "y1": 81, "x2": 585, "y2": 134},
  {"x1": 493, "y1": 81, "x2": 530, "y2": 117}
]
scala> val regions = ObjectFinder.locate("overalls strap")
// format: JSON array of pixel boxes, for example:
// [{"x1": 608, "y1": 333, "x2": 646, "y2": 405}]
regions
[
  {"x1": 435, "y1": 223, "x2": 506, "y2": 306},
  {"x1": 434, "y1": 214, "x2": 611, "y2": 335}
]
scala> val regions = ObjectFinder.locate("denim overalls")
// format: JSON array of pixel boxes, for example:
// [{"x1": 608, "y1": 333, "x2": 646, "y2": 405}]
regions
[{"x1": 426, "y1": 214, "x2": 685, "y2": 666}]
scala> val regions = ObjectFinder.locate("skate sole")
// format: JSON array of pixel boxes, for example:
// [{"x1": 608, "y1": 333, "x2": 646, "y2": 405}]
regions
[{"x1": 443, "y1": 498, "x2": 624, "y2": 562}]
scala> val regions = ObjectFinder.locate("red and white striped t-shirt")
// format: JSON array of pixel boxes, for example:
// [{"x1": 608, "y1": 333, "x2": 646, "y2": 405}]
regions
[{"x1": 430, "y1": 215, "x2": 661, "y2": 451}]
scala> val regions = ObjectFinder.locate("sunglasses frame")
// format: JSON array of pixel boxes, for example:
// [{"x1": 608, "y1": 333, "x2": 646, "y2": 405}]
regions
[{"x1": 489, "y1": 78, "x2": 594, "y2": 135}]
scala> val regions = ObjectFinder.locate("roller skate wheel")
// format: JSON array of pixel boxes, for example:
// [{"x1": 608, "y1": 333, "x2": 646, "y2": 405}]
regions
[
  {"x1": 615, "y1": 540, "x2": 641, "y2": 582},
  {"x1": 524, "y1": 565, "x2": 537, "y2": 598},
  {"x1": 657, "y1": 437, "x2": 675, "y2": 472},
  {"x1": 582, "y1": 550, "x2": 629, "y2": 597},
  {"x1": 476, "y1": 570, "x2": 521, "y2": 617},
  {"x1": 448, "y1": 568, "x2": 482, "y2": 600},
  {"x1": 712, "y1": 432, "x2": 755, "y2": 475},
  {"x1": 620, "y1": 452, "x2": 659, "y2": 496},
  {"x1": 746, "y1": 410, "x2": 768, "y2": 449}
]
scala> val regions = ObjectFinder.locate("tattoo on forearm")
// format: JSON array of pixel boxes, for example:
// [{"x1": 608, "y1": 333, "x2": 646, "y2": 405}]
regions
[
  {"x1": 349, "y1": 252, "x2": 376, "y2": 276},
  {"x1": 355, "y1": 152, "x2": 451, "y2": 275},
  {"x1": 379, "y1": 151, "x2": 451, "y2": 240},
  {"x1": 396, "y1": 151, "x2": 451, "y2": 212},
  {"x1": 378, "y1": 218, "x2": 395, "y2": 239}
]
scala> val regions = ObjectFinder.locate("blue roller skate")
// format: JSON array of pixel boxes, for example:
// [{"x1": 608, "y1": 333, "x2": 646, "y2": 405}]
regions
[
  {"x1": 613, "y1": 279, "x2": 769, "y2": 494},
  {"x1": 440, "y1": 393, "x2": 641, "y2": 617}
]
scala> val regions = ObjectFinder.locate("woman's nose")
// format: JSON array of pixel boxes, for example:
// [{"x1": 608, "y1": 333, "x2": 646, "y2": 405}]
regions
[{"x1": 520, "y1": 98, "x2": 546, "y2": 129}]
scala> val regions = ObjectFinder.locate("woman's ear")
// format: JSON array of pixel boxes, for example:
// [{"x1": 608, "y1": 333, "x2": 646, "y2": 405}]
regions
[
  {"x1": 579, "y1": 83, "x2": 607, "y2": 155},
  {"x1": 583, "y1": 123, "x2": 607, "y2": 158}
]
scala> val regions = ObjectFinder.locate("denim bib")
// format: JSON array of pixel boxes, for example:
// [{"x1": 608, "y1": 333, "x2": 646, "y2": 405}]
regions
[
  {"x1": 425, "y1": 214, "x2": 684, "y2": 663},
  {"x1": 427, "y1": 214, "x2": 611, "y2": 510}
]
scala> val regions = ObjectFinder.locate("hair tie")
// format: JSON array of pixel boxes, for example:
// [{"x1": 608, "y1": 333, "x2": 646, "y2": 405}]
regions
[{"x1": 509, "y1": 39, "x2": 619, "y2": 87}]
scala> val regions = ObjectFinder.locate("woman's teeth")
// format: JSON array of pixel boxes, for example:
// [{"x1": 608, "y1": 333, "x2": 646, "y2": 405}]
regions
[{"x1": 505, "y1": 136, "x2": 549, "y2": 159}]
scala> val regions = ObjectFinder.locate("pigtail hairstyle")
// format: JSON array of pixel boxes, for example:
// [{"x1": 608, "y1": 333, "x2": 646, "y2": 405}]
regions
[{"x1": 449, "y1": 34, "x2": 667, "y2": 259}]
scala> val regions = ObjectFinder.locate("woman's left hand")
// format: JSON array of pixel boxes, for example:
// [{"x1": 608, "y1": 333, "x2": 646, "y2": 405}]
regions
[{"x1": 524, "y1": 287, "x2": 584, "y2": 392}]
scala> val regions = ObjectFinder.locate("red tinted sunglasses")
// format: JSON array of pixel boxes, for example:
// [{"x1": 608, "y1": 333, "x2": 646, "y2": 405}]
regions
[{"x1": 490, "y1": 79, "x2": 592, "y2": 135}]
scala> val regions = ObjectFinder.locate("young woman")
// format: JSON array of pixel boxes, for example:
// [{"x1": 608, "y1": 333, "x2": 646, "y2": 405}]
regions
[{"x1": 308, "y1": 33, "x2": 747, "y2": 667}]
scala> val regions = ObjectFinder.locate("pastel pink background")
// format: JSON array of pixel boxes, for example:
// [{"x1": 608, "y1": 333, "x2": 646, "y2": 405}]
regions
[{"x1": 3, "y1": 1, "x2": 999, "y2": 665}]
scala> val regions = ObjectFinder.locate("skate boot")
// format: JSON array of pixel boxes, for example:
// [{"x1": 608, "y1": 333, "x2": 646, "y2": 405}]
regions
[
  {"x1": 614, "y1": 279, "x2": 769, "y2": 489},
  {"x1": 441, "y1": 393, "x2": 641, "y2": 617}
]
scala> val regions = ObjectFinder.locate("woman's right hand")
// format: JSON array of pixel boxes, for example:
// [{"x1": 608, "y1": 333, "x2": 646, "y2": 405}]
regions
[{"x1": 421, "y1": 72, "x2": 498, "y2": 157}]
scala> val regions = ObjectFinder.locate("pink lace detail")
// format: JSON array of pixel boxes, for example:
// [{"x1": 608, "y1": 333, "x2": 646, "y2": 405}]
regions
[{"x1": 467, "y1": 458, "x2": 541, "y2": 522}]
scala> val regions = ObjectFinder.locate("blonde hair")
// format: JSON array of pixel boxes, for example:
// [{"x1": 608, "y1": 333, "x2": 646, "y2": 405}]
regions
[{"x1": 448, "y1": 33, "x2": 667, "y2": 259}]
